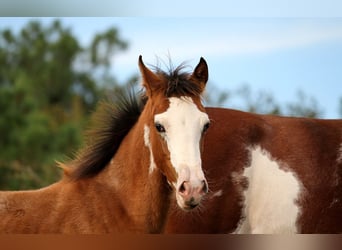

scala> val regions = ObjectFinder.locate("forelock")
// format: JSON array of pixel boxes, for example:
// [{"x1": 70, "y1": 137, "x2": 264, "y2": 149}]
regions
[{"x1": 152, "y1": 63, "x2": 203, "y2": 98}]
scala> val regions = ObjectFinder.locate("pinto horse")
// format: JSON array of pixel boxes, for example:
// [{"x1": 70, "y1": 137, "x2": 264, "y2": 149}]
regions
[
  {"x1": 0, "y1": 56, "x2": 210, "y2": 233},
  {"x1": 165, "y1": 91, "x2": 342, "y2": 233}
]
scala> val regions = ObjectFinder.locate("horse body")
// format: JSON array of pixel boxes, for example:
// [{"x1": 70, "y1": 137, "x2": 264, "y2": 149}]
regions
[
  {"x1": 1, "y1": 55, "x2": 341, "y2": 234},
  {"x1": 166, "y1": 107, "x2": 342, "y2": 233}
]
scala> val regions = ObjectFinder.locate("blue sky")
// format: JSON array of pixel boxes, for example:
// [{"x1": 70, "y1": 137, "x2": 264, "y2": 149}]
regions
[
  {"x1": 1, "y1": 0, "x2": 342, "y2": 17},
  {"x1": 1, "y1": 17, "x2": 342, "y2": 118}
]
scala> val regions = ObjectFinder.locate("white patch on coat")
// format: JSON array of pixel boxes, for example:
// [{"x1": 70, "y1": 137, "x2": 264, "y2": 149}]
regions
[
  {"x1": 144, "y1": 125, "x2": 156, "y2": 174},
  {"x1": 235, "y1": 146, "x2": 302, "y2": 234},
  {"x1": 212, "y1": 190, "x2": 223, "y2": 197},
  {"x1": 154, "y1": 96, "x2": 209, "y2": 189},
  {"x1": 337, "y1": 143, "x2": 342, "y2": 164}
]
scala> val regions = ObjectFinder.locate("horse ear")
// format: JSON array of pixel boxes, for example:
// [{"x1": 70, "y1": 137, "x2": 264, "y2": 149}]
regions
[
  {"x1": 138, "y1": 55, "x2": 161, "y2": 97},
  {"x1": 189, "y1": 57, "x2": 208, "y2": 91}
]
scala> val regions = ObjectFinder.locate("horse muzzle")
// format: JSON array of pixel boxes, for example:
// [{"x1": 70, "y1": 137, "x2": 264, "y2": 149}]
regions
[{"x1": 176, "y1": 179, "x2": 208, "y2": 210}]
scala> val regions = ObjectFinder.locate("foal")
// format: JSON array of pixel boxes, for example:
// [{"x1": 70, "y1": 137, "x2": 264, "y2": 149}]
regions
[{"x1": 0, "y1": 56, "x2": 210, "y2": 233}]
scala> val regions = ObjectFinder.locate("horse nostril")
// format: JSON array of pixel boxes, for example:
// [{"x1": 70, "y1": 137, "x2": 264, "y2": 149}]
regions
[
  {"x1": 178, "y1": 181, "x2": 187, "y2": 194},
  {"x1": 201, "y1": 180, "x2": 209, "y2": 194}
]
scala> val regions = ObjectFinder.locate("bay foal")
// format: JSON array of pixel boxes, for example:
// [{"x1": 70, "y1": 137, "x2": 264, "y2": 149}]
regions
[{"x1": 0, "y1": 56, "x2": 210, "y2": 233}]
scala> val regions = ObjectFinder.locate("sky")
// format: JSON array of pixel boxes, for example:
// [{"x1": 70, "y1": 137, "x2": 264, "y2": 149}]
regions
[
  {"x1": 1, "y1": 17, "x2": 342, "y2": 118},
  {"x1": 1, "y1": 0, "x2": 342, "y2": 17}
]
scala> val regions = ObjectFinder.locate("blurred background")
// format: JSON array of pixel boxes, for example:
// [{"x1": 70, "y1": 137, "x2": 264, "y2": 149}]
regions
[{"x1": 0, "y1": 17, "x2": 341, "y2": 190}]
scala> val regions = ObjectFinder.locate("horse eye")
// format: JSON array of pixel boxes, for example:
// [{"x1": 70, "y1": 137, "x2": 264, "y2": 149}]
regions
[
  {"x1": 203, "y1": 122, "x2": 210, "y2": 133},
  {"x1": 155, "y1": 123, "x2": 166, "y2": 133}
]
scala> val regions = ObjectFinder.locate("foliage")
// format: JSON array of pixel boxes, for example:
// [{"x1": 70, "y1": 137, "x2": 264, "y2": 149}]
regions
[
  {"x1": 0, "y1": 20, "x2": 127, "y2": 190},
  {"x1": 204, "y1": 84, "x2": 324, "y2": 118}
]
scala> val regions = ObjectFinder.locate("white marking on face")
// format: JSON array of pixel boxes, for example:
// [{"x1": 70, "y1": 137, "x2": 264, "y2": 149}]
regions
[
  {"x1": 154, "y1": 96, "x2": 209, "y2": 189},
  {"x1": 144, "y1": 125, "x2": 156, "y2": 174},
  {"x1": 235, "y1": 146, "x2": 302, "y2": 234}
]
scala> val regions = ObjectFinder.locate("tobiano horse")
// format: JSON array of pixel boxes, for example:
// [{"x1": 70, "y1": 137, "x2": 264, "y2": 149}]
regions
[
  {"x1": 165, "y1": 69, "x2": 342, "y2": 234},
  {"x1": 0, "y1": 56, "x2": 211, "y2": 233}
]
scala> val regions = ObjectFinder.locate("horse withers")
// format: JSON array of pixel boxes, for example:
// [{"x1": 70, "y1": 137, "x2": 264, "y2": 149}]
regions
[{"x1": 0, "y1": 56, "x2": 210, "y2": 233}]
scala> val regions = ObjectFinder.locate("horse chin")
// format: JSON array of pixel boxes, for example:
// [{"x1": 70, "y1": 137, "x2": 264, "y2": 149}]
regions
[
  {"x1": 175, "y1": 194, "x2": 200, "y2": 211},
  {"x1": 180, "y1": 204, "x2": 199, "y2": 211}
]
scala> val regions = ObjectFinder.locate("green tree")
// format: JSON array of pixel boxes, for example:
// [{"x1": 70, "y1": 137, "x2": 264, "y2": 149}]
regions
[
  {"x1": 285, "y1": 90, "x2": 323, "y2": 118},
  {"x1": 0, "y1": 20, "x2": 127, "y2": 190},
  {"x1": 204, "y1": 83, "x2": 324, "y2": 118}
]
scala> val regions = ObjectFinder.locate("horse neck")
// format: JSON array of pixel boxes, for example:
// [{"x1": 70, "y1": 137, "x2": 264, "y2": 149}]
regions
[{"x1": 97, "y1": 114, "x2": 172, "y2": 233}]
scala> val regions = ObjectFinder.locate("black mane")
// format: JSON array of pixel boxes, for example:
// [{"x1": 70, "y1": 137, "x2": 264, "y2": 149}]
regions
[
  {"x1": 69, "y1": 61, "x2": 200, "y2": 180},
  {"x1": 69, "y1": 88, "x2": 144, "y2": 179}
]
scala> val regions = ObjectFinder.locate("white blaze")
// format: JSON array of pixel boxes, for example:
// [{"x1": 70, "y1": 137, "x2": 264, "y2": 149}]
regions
[{"x1": 154, "y1": 96, "x2": 209, "y2": 188}]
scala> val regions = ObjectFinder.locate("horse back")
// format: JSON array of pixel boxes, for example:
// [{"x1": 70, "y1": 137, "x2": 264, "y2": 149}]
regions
[{"x1": 0, "y1": 179, "x2": 130, "y2": 233}]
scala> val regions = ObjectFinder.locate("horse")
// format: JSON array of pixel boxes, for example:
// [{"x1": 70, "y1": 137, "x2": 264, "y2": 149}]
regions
[
  {"x1": 165, "y1": 90, "x2": 342, "y2": 233},
  {"x1": 0, "y1": 56, "x2": 211, "y2": 233}
]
